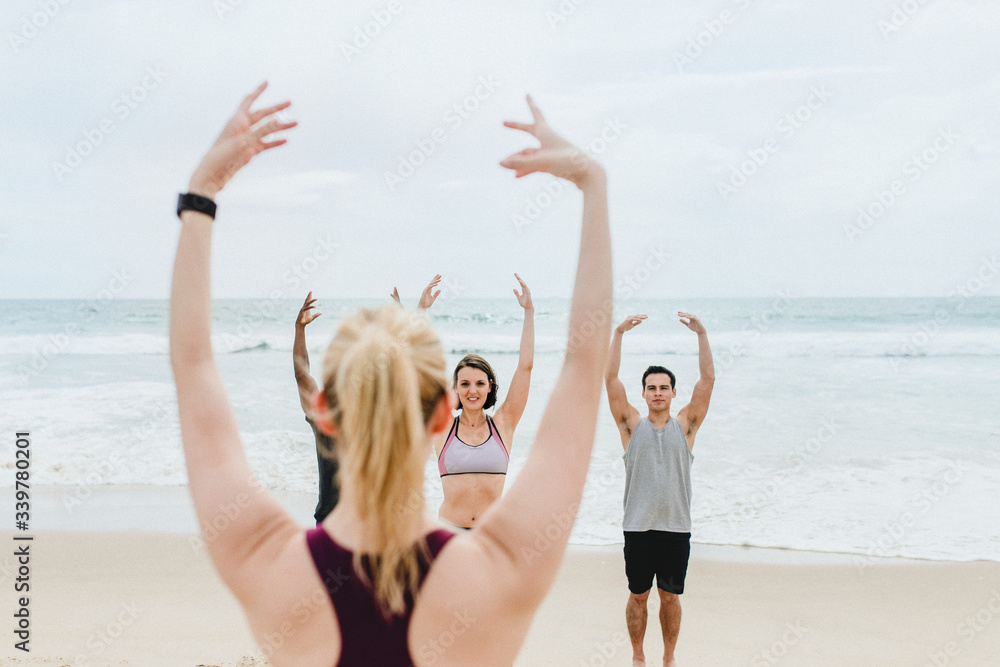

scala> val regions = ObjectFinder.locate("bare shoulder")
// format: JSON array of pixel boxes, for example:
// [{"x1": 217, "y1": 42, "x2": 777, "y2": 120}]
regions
[
  {"x1": 410, "y1": 532, "x2": 534, "y2": 666},
  {"x1": 226, "y1": 523, "x2": 340, "y2": 665}
]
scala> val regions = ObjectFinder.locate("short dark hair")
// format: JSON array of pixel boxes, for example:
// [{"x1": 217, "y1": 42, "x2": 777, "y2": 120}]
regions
[
  {"x1": 453, "y1": 354, "x2": 499, "y2": 410},
  {"x1": 641, "y1": 365, "x2": 675, "y2": 391}
]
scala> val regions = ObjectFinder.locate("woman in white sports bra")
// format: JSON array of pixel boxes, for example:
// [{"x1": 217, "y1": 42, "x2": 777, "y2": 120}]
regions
[{"x1": 432, "y1": 275, "x2": 534, "y2": 528}]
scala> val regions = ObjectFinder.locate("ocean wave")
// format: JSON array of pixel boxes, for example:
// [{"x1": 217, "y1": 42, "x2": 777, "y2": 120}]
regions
[
  {"x1": 230, "y1": 341, "x2": 271, "y2": 353},
  {"x1": 4, "y1": 329, "x2": 999, "y2": 359}
]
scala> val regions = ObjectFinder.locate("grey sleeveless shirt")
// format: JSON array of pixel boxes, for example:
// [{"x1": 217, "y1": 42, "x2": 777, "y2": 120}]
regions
[{"x1": 622, "y1": 417, "x2": 694, "y2": 533}]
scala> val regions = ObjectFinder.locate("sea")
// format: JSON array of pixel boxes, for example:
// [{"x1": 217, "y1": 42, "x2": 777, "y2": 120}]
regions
[{"x1": 2, "y1": 297, "x2": 998, "y2": 563}]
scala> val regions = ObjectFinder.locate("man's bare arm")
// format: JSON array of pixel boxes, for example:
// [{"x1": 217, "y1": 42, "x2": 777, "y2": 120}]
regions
[
  {"x1": 605, "y1": 315, "x2": 644, "y2": 447},
  {"x1": 677, "y1": 312, "x2": 714, "y2": 444},
  {"x1": 293, "y1": 292, "x2": 320, "y2": 415}
]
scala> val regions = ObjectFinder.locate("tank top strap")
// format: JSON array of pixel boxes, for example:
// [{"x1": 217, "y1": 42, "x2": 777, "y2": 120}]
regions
[{"x1": 486, "y1": 415, "x2": 507, "y2": 451}]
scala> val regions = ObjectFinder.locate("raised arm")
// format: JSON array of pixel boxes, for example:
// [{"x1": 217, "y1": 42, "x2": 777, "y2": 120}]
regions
[
  {"x1": 293, "y1": 292, "x2": 321, "y2": 415},
  {"x1": 494, "y1": 273, "x2": 534, "y2": 439},
  {"x1": 676, "y1": 312, "x2": 715, "y2": 445},
  {"x1": 416, "y1": 274, "x2": 442, "y2": 313},
  {"x1": 605, "y1": 314, "x2": 645, "y2": 448},
  {"x1": 170, "y1": 83, "x2": 298, "y2": 582},
  {"x1": 391, "y1": 275, "x2": 441, "y2": 311},
  {"x1": 476, "y1": 95, "x2": 612, "y2": 595}
]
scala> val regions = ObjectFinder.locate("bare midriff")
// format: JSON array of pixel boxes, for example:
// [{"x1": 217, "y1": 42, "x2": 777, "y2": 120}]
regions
[{"x1": 439, "y1": 473, "x2": 506, "y2": 528}]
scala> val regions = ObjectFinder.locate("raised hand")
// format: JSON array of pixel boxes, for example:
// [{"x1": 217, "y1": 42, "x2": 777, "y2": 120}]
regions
[
  {"x1": 513, "y1": 273, "x2": 533, "y2": 311},
  {"x1": 678, "y1": 311, "x2": 705, "y2": 334},
  {"x1": 616, "y1": 314, "x2": 647, "y2": 334},
  {"x1": 390, "y1": 287, "x2": 402, "y2": 307},
  {"x1": 417, "y1": 274, "x2": 443, "y2": 311},
  {"x1": 500, "y1": 95, "x2": 595, "y2": 186},
  {"x1": 189, "y1": 82, "x2": 297, "y2": 199},
  {"x1": 297, "y1": 292, "x2": 321, "y2": 328}
]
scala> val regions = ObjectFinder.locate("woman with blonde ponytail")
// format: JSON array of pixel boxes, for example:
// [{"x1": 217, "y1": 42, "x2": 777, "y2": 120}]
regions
[
  {"x1": 315, "y1": 308, "x2": 451, "y2": 617},
  {"x1": 170, "y1": 85, "x2": 612, "y2": 666}
]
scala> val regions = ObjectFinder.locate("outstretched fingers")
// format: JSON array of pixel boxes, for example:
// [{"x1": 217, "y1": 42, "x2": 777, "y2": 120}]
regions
[
  {"x1": 250, "y1": 100, "x2": 291, "y2": 125},
  {"x1": 526, "y1": 94, "x2": 546, "y2": 124},
  {"x1": 503, "y1": 95, "x2": 545, "y2": 138},
  {"x1": 252, "y1": 119, "x2": 297, "y2": 150},
  {"x1": 239, "y1": 81, "x2": 269, "y2": 114},
  {"x1": 503, "y1": 120, "x2": 534, "y2": 133},
  {"x1": 499, "y1": 148, "x2": 540, "y2": 177}
]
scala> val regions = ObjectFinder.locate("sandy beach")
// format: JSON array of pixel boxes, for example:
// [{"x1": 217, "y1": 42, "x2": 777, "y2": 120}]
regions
[{"x1": 2, "y1": 508, "x2": 999, "y2": 666}]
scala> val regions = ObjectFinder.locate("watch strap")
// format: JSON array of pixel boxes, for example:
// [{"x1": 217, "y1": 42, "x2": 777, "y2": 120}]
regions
[{"x1": 177, "y1": 193, "x2": 217, "y2": 220}]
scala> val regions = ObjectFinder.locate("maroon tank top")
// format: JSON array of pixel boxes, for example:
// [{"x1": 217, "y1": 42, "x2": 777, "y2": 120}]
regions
[{"x1": 305, "y1": 526, "x2": 455, "y2": 667}]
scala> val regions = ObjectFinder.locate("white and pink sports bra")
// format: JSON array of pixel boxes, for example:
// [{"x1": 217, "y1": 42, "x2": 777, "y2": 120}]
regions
[{"x1": 437, "y1": 416, "x2": 509, "y2": 477}]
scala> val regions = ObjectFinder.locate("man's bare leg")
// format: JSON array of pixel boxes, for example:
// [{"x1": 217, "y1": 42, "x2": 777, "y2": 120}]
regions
[
  {"x1": 626, "y1": 590, "x2": 650, "y2": 666},
  {"x1": 657, "y1": 588, "x2": 682, "y2": 666}
]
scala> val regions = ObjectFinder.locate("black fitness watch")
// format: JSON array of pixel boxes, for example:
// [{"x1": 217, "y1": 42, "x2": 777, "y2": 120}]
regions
[{"x1": 177, "y1": 193, "x2": 217, "y2": 220}]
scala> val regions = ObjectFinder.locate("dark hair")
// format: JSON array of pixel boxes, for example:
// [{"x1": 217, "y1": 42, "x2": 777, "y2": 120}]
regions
[
  {"x1": 641, "y1": 365, "x2": 675, "y2": 391},
  {"x1": 453, "y1": 354, "x2": 499, "y2": 410}
]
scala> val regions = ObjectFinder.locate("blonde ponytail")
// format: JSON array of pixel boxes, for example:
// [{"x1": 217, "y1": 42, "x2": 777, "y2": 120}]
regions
[{"x1": 320, "y1": 307, "x2": 448, "y2": 616}]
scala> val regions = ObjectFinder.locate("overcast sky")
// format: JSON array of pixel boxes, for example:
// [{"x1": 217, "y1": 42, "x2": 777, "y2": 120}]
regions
[{"x1": 2, "y1": 0, "x2": 998, "y2": 300}]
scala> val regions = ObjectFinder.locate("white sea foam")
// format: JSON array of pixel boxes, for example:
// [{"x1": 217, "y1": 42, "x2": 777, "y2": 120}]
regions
[{"x1": 2, "y1": 297, "x2": 998, "y2": 561}]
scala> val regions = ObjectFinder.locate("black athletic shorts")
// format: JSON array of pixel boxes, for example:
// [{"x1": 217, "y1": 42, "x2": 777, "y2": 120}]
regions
[{"x1": 623, "y1": 530, "x2": 691, "y2": 595}]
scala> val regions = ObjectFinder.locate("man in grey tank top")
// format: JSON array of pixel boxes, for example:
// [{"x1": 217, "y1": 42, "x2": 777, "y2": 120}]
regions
[{"x1": 605, "y1": 312, "x2": 715, "y2": 667}]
